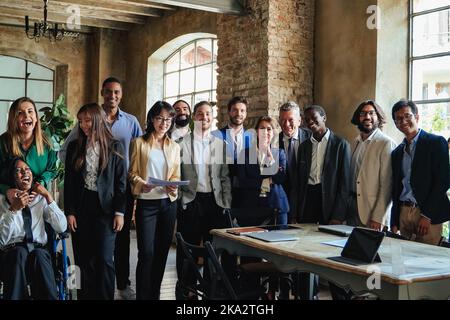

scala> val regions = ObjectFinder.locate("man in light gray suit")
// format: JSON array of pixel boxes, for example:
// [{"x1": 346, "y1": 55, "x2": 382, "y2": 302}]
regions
[
  {"x1": 176, "y1": 101, "x2": 232, "y2": 282},
  {"x1": 348, "y1": 100, "x2": 397, "y2": 230}
]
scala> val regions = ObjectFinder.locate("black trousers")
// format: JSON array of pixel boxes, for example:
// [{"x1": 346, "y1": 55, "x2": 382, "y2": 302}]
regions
[
  {"x1": 135, "y1": 198, "x2": 176, "y2": 300},
  {"x1": 1, "y1": 245, "x2": 57, "y2": 300},
  {"x1": 71, "y1": 189, "x2": 117, "y2": 300},
  {"x1": 114, "y1": 184, "x2": 135, "y2": 290},
  {"x1": 302, "y1": 184, "x2": 326, "y2": 224},
  {"x1": 176, "y1": 193, "x2": 231, "y2": 283}
]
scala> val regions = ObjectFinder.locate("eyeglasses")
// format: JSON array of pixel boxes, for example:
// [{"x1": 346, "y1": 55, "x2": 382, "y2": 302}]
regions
[
  {"x1": 359, "y1": 110, "x2": 377, "y2": 117},
  {"x1": 394, "y1": 113, "x2": 415, "y2": 124},
  {"x1": 154, "y1": 116, "x2": 173, "y2": 124}
]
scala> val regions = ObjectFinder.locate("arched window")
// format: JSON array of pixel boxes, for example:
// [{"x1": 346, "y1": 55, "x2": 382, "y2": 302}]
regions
[
  {"x1": 0, "y1": 55, "x2": 54, "y2": 133},
  {"x1": 163, "y1": 38, "x2": 218, "y2": 128}
]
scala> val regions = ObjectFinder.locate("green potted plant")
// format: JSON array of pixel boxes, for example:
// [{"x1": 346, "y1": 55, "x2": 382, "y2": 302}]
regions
[{"x1": 39, "y1": 94, "x2": 75, "y2": 204}]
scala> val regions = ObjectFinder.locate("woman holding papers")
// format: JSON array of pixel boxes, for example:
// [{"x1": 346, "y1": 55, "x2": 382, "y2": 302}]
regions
[
  {"x1": 64, "y1": 103, "x2": 126, "y2": 300},
  {"x1": 129, "y1": 100, "x2": 181, "y2": 300}
]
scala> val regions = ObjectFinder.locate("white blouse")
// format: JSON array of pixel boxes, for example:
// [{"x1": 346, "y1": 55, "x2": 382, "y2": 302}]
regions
[
  {"x1": 84, "y1": 141, "x2": 100, "y2": 191},
  {"x1": 139, "y1": 148, "x2": 169, "y2": 200}
]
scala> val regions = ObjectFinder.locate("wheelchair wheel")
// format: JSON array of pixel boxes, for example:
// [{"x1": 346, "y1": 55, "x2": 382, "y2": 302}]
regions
[{"x1": 55, "y1": 251, "x2": 74, "y2": 300}]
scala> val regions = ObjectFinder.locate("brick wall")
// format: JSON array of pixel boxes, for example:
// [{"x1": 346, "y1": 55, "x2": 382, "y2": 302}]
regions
[{"x1": 216, "y1": 0, "x2": 314, "y2": 128}]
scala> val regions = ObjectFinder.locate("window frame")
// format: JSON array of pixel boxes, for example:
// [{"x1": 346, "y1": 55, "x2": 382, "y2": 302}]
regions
[
  {"x1": 163, "y1": 38, "x2": 218, "y2": 108},
  {"x1": 408, "y1": 1, "x2": 450, "y2": 105}
]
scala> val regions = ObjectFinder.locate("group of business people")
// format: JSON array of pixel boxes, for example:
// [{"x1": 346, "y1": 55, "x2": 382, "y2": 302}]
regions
[{"x1": 0, "y1": 74, "x2": 448, "y2": 300}]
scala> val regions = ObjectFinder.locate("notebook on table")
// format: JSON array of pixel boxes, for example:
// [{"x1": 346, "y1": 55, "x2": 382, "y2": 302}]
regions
[
  {"x1": 318, "y1": 224, "x2": 354, "y2": 236},
  {"x1": 327, "y1": 227, "x2": 384, "y2": 266},
  {"x1": 244, "y1": 231, "x2": 299, "y2": 242}
]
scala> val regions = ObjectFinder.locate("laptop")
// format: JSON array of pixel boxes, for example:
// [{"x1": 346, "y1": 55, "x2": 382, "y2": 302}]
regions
[
  {"x1": 318, "y1": 224, "x2": 354, "y2": 236},
  {"x1": 327, "y1": 227, "x2": 384, "y2": 266},
  {"x1": 245, "y1": 231, "x2": 299, "y2": 242}
]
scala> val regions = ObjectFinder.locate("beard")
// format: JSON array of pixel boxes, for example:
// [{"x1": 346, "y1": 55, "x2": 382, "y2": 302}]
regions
[
  {"x1": 358, "y1": 122, "x2": 378, "y2": 134},
  {"x1": 175, "y1": 114, "x2": 191, "y2": 127}
]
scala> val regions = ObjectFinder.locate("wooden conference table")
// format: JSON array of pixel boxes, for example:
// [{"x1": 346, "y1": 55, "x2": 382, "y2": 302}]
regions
[{"x1": 211, "y1": 224, "x2": 450, "y2": 300}]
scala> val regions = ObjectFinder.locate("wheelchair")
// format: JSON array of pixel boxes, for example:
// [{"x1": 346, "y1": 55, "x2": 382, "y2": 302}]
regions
[{"x1": 0, "y1": 229, "x2": 73, "y2": 300}]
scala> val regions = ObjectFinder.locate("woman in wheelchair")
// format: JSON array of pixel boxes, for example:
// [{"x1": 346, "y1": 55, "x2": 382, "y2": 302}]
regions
[{"x1": 0, "y1": 157, "x2": 67, "y2": 300}]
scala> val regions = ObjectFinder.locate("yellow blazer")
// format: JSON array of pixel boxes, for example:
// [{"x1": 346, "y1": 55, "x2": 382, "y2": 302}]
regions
[{"x1": 129, "y1": 135, "x2": 181, "y2": 201}]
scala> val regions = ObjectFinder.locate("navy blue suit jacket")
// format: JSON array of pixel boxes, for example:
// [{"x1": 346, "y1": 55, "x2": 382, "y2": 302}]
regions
[
  {"x1": 235, "y1": 147, "x2": 290, "y2": 213},
  {"x1": 391, "y1": 130, "x2": 450, "y2": 227}
]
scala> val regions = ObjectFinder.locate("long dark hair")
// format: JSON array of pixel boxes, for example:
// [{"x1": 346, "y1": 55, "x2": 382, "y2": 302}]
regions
[
  {"x1": 351, "y1": 100, "x2": 387, "y2": 129},
  {"x1": 143, "y1": 101, "x2": 176, "y2": 140},
  {"x1": 71, "y1": 103, "x2": 118, "y2": 172}
]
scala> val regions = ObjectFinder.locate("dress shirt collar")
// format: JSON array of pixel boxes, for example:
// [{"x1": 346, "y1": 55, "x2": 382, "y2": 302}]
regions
[{"x1": 311, "y1": 129, "x2": 330, "y2": 144}]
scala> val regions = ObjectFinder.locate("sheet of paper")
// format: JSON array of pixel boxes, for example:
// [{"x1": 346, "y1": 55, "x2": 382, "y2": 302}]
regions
[
  {"x1": 147, "y1": 177, "x2": 190, "y2": 186},
  {"x1": 321, "y1": 239, "x2": 348, "y2": 248}
]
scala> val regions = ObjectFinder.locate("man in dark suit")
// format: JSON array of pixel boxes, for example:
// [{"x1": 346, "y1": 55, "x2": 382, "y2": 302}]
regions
[
  {"x1": 278, "y1": 101, "x2": 311, "y2": 223},
  {"x1": 391, "y1": 99, "x2": 450, "y2": 245},
  {"x1": 296, "y1": 105, "x2": 351, "y2": 225}
]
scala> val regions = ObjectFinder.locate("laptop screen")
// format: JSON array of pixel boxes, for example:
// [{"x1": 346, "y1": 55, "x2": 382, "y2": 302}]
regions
[{"x1": 341, "y1": 228, "x2": 384, "y2": 263}]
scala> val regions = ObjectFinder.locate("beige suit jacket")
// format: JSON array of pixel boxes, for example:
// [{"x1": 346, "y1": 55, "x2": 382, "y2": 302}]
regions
[{"x1": 351, "y1": 129, "x2": 397, "y2": 226}]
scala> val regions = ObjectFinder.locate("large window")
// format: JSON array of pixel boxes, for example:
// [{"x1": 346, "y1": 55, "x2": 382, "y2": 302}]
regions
[
  {"x1": 163, "y1": 38, "x2": 218, "y2": 128},
  {"x1": 0, "y1": 55, "x2": 54, "y2": 134},
  {"x1": 410, "y1": 0, "x2": 450, "y2": 138}
]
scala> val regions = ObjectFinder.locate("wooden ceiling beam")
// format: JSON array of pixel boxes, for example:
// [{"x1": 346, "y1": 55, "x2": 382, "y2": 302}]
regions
[
  {"x1": 0, "y1": 0, "x2": 148, "y2": 25},
  {"x1": 0, "y1": 6, "x2": 133, "y2": 30},
  {"x1": 53, "y1": 0, "x2": 163, "y2": 17}
]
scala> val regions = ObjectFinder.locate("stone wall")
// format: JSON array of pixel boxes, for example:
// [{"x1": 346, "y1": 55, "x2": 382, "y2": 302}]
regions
[
  {"x1": 216, "y1": 0, "x2": 315, "y2": 128},
  {"x1": 267, "y1": 0, "x2": 315, "y2": 118}
]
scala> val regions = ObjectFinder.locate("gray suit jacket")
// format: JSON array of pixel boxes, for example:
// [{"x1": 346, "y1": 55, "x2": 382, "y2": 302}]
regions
[{"x1": 179, "y1": 133, "x2": 232, "y2": 209}]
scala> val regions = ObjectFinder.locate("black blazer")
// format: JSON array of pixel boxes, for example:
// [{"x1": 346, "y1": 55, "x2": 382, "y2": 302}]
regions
[
  {"x1": 391, "y1": 130, "x2": 450, "y2": 227},
  {"x1": 278, "y1": 128, "x2": 311, "y2": 215},
  {"x1": 64, "y1": 140, "x2": 127, "y2": 217},
  {"x1": 297, "y1": 130, "x2": 351, "y2": 223}
]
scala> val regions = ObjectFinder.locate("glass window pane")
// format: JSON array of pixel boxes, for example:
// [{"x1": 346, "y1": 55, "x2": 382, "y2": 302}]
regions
[
  {"x1": 0, "y1": 78, "x2": 25, "y2": 100},
  {"x1": 0, "y1": 101, "x2": 11, "y2": 134},
  {"x1": 165, "y1": 97, "x2": 178, "y2": 106},
  {"x1": 180, "y1": 69, "x2": 195, "y2": 95},
  {"x1": 180, "y1": 43, "x2": 195, "y2": 69},
  {"x1": 414, "y1": 0, "x2": 450, "y2": 13},
  {"x1": 213, "y1": 39, "x2": 218, "y2": 62},
  {"x1": 165, "y1": 52, "x2": 180, "y2": 73},
  {"x1": 28, "y1": 62, "x2": 53, "y2": 80},
  {"x1": 417, "y1": 102, "x2": 450, "y2": 137},
  {"x1": 165, "y1": 72, "x2": 179, "y2": 97},
  {"x1": 211, "y1": 90, "x2": 217, "y2": 103},
  {"x1": 27, "y1": 80, "x2": 53, "y2": 103},
  {"x1": 194, "y1": 92, "x2": 210, "y2": 105},
  {"x1": 0, "y1": 56, "x2": 25, "y2": 77},
  {"x1": 413, "y1": 10, "x2": 450, "y2": 56},
  {"x1": 196, "y1": 39, "x2": 213, "y2": 65},
  {"x1": 412, "y1": 56, "x2": 450, "y2": 100},
  {"x1": 195, "y1": 65, "x2": 212, "y2": 92},
  {"x1": 179, "y1": 95, "x2": 192, "y2": 108},
  {"x1": 213, "y1": 63, "x2": 217, "y2": 90}
]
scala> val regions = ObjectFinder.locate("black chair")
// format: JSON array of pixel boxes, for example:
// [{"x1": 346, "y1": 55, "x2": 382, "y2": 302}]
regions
[
  {"x1": 439, "y1": 236, "x2": 450, "y2": 248},
  {"x1": 175, "y1": 232, "x2": 264, "y2": 300},
  {"x1": 225, "y1": 208, "x2": 298, "y2": 300}
]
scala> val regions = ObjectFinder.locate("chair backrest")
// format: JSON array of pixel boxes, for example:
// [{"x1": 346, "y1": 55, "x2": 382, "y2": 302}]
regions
[
  {"x1": 439, "y1": 237, "x2": 450, "y2": 248},
  {"x1": 226, "y1": 207, "x2": 276, "y2": 228},
  {"x1": 175, "y1": 232, "x2": 238, "y2": 300}
]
